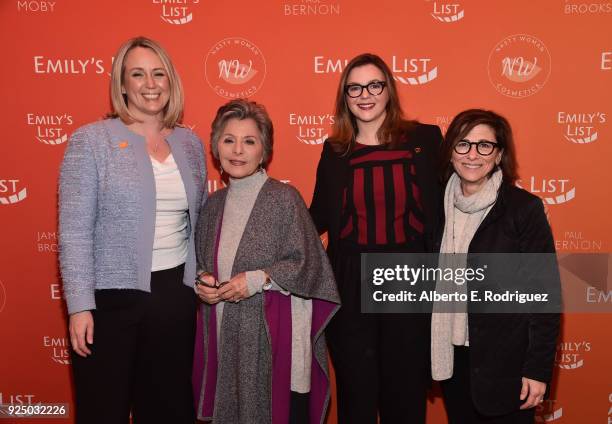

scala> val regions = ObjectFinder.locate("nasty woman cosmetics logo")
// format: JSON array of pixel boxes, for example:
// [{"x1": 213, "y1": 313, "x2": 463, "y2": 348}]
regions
[
  {"x1": 488, "y1": 34, "x2": 551, "y2": 99},
  {"x1": 205, "y1": 37, "x2": 267, "y2": 99}
]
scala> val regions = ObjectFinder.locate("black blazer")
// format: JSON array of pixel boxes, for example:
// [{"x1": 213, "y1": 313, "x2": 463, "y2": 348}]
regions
[
  {"x1": 309, "y1": 123, "x2": 443, "y2": 262},
  {"x1": 429, "y1": 182, "x2": 561, "y2": 416}
]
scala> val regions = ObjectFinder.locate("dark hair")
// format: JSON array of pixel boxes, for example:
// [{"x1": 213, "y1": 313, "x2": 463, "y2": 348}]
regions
[
  {"x1": 329, "y1": 53, "x2": 416, "y2": 154},
  {"x1": 210, "y1": 99, "x2": 273, "y2": 168},
  {"x1": 441, "y1": 109, "x2": 518, "y2": 184}
]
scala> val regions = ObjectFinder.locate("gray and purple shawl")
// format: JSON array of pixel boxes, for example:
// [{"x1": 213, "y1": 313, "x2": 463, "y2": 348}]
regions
[{"x1": 192, "y1": 178, "x2": 340, "y2": 424}]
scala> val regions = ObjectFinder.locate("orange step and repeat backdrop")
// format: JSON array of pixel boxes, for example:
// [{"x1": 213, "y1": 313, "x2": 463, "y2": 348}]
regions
[{"x1": 1, "y1": 1, "x2": 611, "y2": 423}]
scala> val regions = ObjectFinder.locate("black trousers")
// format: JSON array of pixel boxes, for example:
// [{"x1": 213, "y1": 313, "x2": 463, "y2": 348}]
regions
[
  {"x1": 441, "y1": 347, "x2": 536, "y2": 424},
  {"x1": 327, "y1": 250, "x2": 430, "y2": 424},
  {"x1": 71, "y1": 264, "x2": 197, "y2": 424},
  {"x1": 289, "y1": 391, "x2": 309, "y2": 424}
]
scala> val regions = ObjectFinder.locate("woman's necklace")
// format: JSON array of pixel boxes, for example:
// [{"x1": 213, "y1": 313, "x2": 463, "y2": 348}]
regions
[
  {"x1": 151, "y1": 138, "x2": 160, "y2": 153},
  {"x1": 148, "y1": 136, "x2": 166, "y2": 154}
]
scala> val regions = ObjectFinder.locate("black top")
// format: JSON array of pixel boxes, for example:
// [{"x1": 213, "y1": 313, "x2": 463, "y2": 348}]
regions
[{"x1": 310, "y1": 123, "x2": 443, "y2": 260}]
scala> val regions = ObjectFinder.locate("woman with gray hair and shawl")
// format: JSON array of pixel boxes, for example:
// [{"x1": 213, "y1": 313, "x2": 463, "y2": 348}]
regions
[{"x1": 192, "y1": 99, "x2": 340, "y2": 424}]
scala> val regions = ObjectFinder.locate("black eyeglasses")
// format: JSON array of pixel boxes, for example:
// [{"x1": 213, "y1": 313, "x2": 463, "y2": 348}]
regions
[
  {"x1": 344, "y1": 81, "x2": 387, "y2": 98},
  {"x1": 453, "y1": 140, "x2": 499, "y2": 156}
]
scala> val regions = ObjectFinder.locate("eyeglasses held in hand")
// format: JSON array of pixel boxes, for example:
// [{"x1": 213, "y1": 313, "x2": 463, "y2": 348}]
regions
[{"x1": 344, "y1": 81, "x2": 387, "y2": 98}]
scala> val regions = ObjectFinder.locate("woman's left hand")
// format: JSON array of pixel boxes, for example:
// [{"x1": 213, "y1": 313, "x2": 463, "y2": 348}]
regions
[
  {"x1": 218, "y1": 272, "x2": 249, "y2": 303},
  {"x1": 519, "y1": 377, "x2": 546, "y2": 409}
]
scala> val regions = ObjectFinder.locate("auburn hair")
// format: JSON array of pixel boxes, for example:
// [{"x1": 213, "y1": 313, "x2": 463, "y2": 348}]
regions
[{"x1": 328, "y1": 53, "x2": 417, "y2": 154}]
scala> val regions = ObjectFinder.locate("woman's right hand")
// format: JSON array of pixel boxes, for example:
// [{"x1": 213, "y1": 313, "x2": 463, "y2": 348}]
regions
[
  {"x1": 195, "y1": 273, "x2": 221, "y2": 304},
  {"x1": 69, "y1": 311, "x2": 94, "y2": 357}
]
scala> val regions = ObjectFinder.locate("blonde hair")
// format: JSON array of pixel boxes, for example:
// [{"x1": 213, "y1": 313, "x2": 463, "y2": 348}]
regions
[{"x1": 108, "y1": 36, "x2": 184, "y2": 128}]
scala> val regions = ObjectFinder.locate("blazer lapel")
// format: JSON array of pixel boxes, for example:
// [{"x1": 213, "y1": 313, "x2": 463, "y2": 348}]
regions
[
  {"x1": 328, "y1": 151, "x2": 349, "y2": 243},
  {"x1": 410, "y1": 128, "x2": 438, "y2": 228},
  {"x1": 167, "y1": 133, "x2": 197, "y2": 218}
]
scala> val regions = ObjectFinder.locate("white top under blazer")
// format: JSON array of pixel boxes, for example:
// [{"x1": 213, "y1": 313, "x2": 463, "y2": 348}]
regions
[{"x1": 151, "y1": 153, "x2": 189, "y2": 272}]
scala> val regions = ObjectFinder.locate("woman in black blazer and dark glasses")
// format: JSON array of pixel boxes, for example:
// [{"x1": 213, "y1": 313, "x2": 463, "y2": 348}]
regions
[{"x1": 430, "y1": 108, "x2": 560, "y2": 424}]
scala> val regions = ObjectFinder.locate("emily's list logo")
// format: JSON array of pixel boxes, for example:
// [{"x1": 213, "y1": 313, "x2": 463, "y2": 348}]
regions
[
  {"x1": 33, "y1": 56, "x2": 108, "y2": 75},
  {"x1": 557, "y1": 111, "x2": 606, "y2": 144},
  {"x1": 312, "y1": 55, "x2": 438, "y2": 85},
  {"x1": 535, "y1": 399, "x2": 563, "y2": 422},
  {"x1": 26, "y1": 113, "x2": 73, "y2": 145},
  {"x1": 207, "y1": 179, "x2": 227, "y2": 194},
  {"x1": 289, "y1": 112, "x2": 334, "y2": 145},
  {"x1": 392, "y1": 56, "x2": 438, "y2": 85},
  {"x1": 152, "y1": 0, "x2": 199, "y2": 25},
  {"x1": 602, "y1": 51, "x2": 611, "y2": 71},
  {"x1": 43, "y1": 336, "x2": 71, "y2": 365},
  {"x1": 0, "y1": 179, "x2": 27, "y2": 205},
  {"x1": 488, "y1": 34, "x2": 551, "y2": 99},
  {"x1": 516, "y1": 177, "x2": 576, "y2": 205},
  {"x1": 555, "y1": 340, "x2": 591, "y2": 369},
  {"x1": 205, "y1": 37, "x2": 267, "y2": 99},
  {"x1": 0, "y1": 393, "x2": 38, "y2": 406},
  {"x1": 428, "y1": 1, "x2": 464, "y2": 22}
]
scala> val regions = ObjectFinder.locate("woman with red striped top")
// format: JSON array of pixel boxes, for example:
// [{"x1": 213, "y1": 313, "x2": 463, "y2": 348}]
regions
[{"x1": 310, "y1": 53, "x2": 442, "y2": 423}]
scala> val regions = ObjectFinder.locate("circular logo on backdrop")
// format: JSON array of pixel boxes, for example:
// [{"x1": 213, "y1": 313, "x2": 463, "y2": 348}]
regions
[
  {"x1": 0, "y1": 279, "x2": 6, "y2": 313},
  {"x1": 205, "y1": 37, "x2": 267, "y2": 99},
  {"x1": 487, "y1": 34, "x2": 551, "y2": 99}
]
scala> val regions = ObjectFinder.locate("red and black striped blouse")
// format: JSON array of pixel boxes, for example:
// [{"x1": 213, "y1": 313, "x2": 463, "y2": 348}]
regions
[{"x1": 339, "y1": 143, "x2": 424, "y2": 248}]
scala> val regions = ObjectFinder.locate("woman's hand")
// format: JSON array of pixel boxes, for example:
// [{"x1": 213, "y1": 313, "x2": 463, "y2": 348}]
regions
[
  {"x1": 217, "y1": 272, "x2": 249, "y2": 303},
  {"x1": 69, "y1": 311, "x2": 94, "y2": 357},
  {"x1": 519, "y1": 377, "x2": 546, "y2": 409},
  {"x1": 195, "y1": 273, "x2": 221, "y2": 304}
]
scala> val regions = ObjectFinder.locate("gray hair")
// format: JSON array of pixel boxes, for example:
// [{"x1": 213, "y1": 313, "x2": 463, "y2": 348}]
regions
[{"x1": 210, "y1": 99, "x2": 274, "y2": 167}]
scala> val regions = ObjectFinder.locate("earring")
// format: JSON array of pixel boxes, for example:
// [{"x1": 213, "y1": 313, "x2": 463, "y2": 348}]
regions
[
  {"x1": 258, "y1": 161, "x2": 264, "y2": 173},
  {"x1": 220, "y1": 167, "x2": 224, "y2": 176}
]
